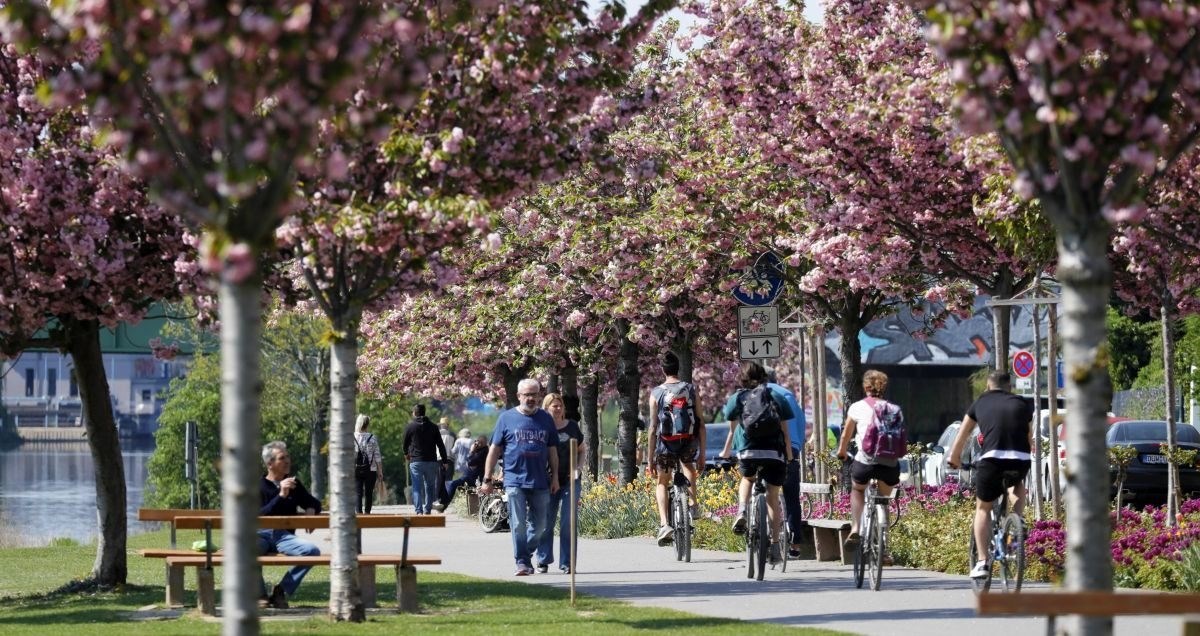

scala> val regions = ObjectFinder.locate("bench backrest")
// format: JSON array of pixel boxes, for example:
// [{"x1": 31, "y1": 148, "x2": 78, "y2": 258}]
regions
[
  {"x1": 979, "y1": 591, "x2": 1200, "y2": 617},
  {"x1": 174, "y1": 514, "x2": 447, "y2": 531},
  {"x1": 800, "y1": 483, "x2": 832, "y2": 495},
  {"x1": 137, "y1": 508, "x2": 222, "y2": 522}
]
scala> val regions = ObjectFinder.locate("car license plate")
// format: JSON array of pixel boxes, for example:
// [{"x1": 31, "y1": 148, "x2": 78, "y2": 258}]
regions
[{"x1": 1141, "y1": 454, "x2": 1168, "y2": 465}]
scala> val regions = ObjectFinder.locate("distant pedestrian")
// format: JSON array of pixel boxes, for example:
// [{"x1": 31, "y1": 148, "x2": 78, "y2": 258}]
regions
[
  {"x1": 479, "y1": 378, "x2": 560, "y2": 576},
  {"x1": 438, "y1": 417, "x2": 457, "y2": 478},
  {"x1": 763, "y1": 366, "x2": 806, "y2": 558},
  {"x1": 452, "y1": 428, "x2": 473, "y2": 476},
  {"x1": 404, "y1": 404, "x2": 448, "y2": 514},
  {"x1": 354, "y1": 414, "x2": 384, "y2": 514},
  {"x1": 440, "y1": 435, "x2": 489, "y2": 509},
  {"x1": 536, "y1": 392, "x2": 585, "y2": 573}
]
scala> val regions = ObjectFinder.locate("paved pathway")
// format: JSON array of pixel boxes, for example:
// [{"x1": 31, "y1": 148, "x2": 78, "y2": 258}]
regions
[{"x1": 332, "y1": 505, "x2": 1181, "y2": 635}]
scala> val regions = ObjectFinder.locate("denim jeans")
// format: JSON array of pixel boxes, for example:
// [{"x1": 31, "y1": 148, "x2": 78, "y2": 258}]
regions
[
  {"x1": 257, "y1": 529, "x2": 321, "y2": 597},
  {"x1": 444, "y1": 467, "x2": 483, "y2": 505},
  {"x1": 409, "y1": 461, "x2": 441, "y2": 514},
  {"x1": 507, "y1": 487, "x2": 550, "y2": 568},
  {"x1": 536, "y1": 478, "x2": 580, "y2": 571}
]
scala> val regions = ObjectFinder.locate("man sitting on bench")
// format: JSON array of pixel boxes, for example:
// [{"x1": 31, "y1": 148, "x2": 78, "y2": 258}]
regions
[{"x1": 259, "y1": 441, "x2": 322, "y2": 609}]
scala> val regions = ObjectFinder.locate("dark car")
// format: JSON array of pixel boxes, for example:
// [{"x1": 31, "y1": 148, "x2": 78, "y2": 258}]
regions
[
  {"x1": 1106, "y1": 420, "x2": 1200, "y2": 504},
  {"x1": 703, "y1": 422, "x2": 735, "y2": 472}
]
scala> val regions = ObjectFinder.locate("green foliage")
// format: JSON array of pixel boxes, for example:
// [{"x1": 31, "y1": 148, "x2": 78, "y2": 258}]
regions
[
  {"x1": 146, "y1": 351, "x2": 312, "y2": 509},
  {"x1": 1175, "y1": 542, "x2": 1200, "y2": 592},
  {"x1": 1107, "y1": 307, "x2": 1157, "y2": 391}
]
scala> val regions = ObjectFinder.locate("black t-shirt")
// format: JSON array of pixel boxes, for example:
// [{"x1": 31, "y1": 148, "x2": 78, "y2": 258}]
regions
[
  {"x1": 551, "y1": 419, "x2": 584, "y2": 483},
  {"x1": 966, "y1": 390, "x2": 1033, "y2": 455}
]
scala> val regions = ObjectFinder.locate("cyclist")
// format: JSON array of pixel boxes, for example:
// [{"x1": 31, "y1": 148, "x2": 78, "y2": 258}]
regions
[
  {"x1": 836, "y1": 370, "x2": 903, "y2": 559},
  {"x1": 647, "y1": 352, "x2": 705, "y2": 547},
  {"x1": 719, "y1": 361, "x2": 794, "y2": 565},
  {"x1": 948, "y1": 370, "x2": 1034, "y2": 579}
]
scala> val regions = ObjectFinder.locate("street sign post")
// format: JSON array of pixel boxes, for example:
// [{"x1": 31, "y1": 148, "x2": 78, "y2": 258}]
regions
[
  {"x1": 1012, "y1": 350, "x2": 1035, "y2": 379},
  {"x1": 737, "y1": 305, "x2": 780, "y2": 360}
]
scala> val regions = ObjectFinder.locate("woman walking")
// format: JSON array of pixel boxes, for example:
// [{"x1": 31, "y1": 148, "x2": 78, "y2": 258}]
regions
[
  {"x1": 354, "y1": 414, "x2": 384, "y2": 514},
  {"x1": 535, "y1": 392, "x2": 585, "y2": 573}
]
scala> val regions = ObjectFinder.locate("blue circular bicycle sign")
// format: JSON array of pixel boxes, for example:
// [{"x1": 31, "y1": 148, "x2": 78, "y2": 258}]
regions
[{"x1": 732, "y1": 252, "x2": 785, "y2": 306}]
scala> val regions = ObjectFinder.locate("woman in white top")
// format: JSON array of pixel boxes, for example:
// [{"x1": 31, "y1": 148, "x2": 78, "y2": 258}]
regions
[{"x1": 354, "y1": 414, "x2": 384, "y2": 514}]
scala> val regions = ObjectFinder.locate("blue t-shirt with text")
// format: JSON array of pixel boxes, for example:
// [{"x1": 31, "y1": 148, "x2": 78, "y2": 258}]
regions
[{"x1": 491, "y1": 408, "x2": 558, "y2": 490}]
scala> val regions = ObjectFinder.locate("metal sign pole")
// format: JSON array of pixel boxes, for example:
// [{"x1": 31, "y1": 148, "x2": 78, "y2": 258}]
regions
[{"x1": 569, "y1": 439, "x2": 577, "y2": 605}]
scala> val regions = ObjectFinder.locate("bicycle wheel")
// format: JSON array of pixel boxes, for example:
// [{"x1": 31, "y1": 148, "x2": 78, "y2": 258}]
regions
[
  {"x1": 746, "y1": 499, "x2": 756, "y2": 580},
  {"x1": 998, "y1": 513, "x2": 1025, "y2": 592},
  {"x1": 754, "y1": 493, "x2": 769, "y2": 580},
  {"x1": 781, "y1": 525, "x2": 792, "y2": 573},
  {"x1": 671, "y1": 485, "x2": 686, "y2": 562},
  {"x1": 869, "y1": 504, "x2": 886, "y2": 591},
  {"x1": 853, "y1": 522, "x2": 866, "y2": 588},
  {"x1": 679, "y1": 486, "x2": 692, "y2": 563},
  {"x1": 968, "y1": 530, "x2": 991, "y2": 593},
  {"x1": 479, "y1": 494, "x2": 506, "y2": 533}
]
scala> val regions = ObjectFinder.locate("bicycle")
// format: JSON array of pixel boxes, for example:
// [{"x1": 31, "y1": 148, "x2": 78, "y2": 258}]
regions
[
  {"x1": 965, "y1": 464, "x2": 1025, "y2": 593},
  {"x1": 478, "y1": 479, "x2": 510, "y2": 533},
  {"x1": 667, "y1": 467, "x2": 693, "y2": 563},
  {"x1": 745, "y1": 478, "x2": 770, "y2": 580},
  {"x1": 853, "y1": 480, "x2": 895, "y2": 591}
]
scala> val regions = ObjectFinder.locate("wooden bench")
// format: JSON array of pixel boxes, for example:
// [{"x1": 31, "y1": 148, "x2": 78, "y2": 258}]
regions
[
  {"x1": 140, "y1": 512, "x2": 443, "y2": 613},
  {"x1": 978, "y1": 590, "x2": 1200, "y2": 635},
  {"x1": 799, "y1": 483, "x2": 853, "y2": 563},
  {"x1": 137, "y1": 508, "x2": 222, "y2": 548}
]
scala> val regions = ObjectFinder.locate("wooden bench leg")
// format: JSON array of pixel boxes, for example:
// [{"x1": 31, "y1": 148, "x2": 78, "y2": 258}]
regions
[
  {"x1": 166, "y1": 562, "x2": 185, "y2": 608},
  {"x1": 838, "y1": 528, "x2": 852, "y2": 566},
  {"x1": 359, "y1": 564, "x2": 377, "y2": 609},
  {"x1": 812, "y1": 528, "x2": 838, "y2": 561},
  {"x1": 196, "y1": 568, "x2": 216, "y2": 616},
  {"x1": 396, "y1": 565, "x2": 418, "y2": 613},
  {"x1": 1184, "y1": 615, "x2": 1200, "y2": 636}
]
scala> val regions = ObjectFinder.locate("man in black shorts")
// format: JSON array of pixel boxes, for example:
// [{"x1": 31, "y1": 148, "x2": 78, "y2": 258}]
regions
[{"x1": 949, "y1": 371, "x2": 1034, "y2": 579}]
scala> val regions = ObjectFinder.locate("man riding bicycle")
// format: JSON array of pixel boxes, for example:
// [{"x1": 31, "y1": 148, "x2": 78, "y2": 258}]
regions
[
  {"x1": 647, "y1": 352, "x2": 705, "y2": 547},
  {"x1": 719, "y1": 361, "x2": 794, "y2": 565},
  {"x1": 948, "y1": 371, "x2": 1034, "y2": 579}
]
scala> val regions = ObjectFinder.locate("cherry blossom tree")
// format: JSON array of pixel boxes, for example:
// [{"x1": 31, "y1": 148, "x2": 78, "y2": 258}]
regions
[
  {"x1": 0, "y1": 43, "x2": 193, "y2": 586},
  {"x1": 1, "y1": 1, "x2": 430, "y2": 629},
  {"x1": 915, "y1": 1, "x2": 1200, "y2": 630}
]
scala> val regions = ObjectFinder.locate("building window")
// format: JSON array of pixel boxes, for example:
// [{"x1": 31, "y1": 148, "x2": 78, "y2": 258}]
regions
[
  {"x1": 24, "y1": 368, "x2": 34, "y2": 397},
  {"x1": 69, "y1": 369, "x2": 78, "y2": 397},
  {"x1": 141, "y1": 389, "x2": 152, "y2": 402},
  {"x1": 47, "y1": 369, "x2": 57, "y2": 397}
]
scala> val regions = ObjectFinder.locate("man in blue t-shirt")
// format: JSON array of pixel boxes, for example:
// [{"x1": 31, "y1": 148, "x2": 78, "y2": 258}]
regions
[
  {"x1": 479, "y1": 378, "x2": 560, "y2": 576},
  {"x1": 764, "y1": 367, "x2": 806, "y2": 559}
]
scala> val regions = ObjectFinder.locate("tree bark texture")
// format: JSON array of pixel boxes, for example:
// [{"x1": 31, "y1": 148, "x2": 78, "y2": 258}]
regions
[
  {"x1": 561, "y1": 364, "x2": 580, "y2": 421},
  {"x1": 615, "y1": 322, "x2": 641, "y2": 485},
  {"x1": 1047, "y1": 305, "x2": 1064, "y2": 517},
  {"x1": 581, "y1": 374, "x2": 601, "y2": 480},
  {"x1": 1057, "y1": 227, "x2": 1114, "y2": 636},
  {"x1": 63, "y1": 318, "x2": 127, "y2": 586},
  {"x1": 838, "y1": 316, "x2": 865, "y2": 407},
  {"x1": 310, "y1": 398, "x2": 329, "y2": 502},
  {"x1": 1031, "y1": 303, "x2": 1045, "y2": 521},
  {"x1": 219, "y1": 274, "x2": 265, "y2": 636},
  {"x1": 992, "y1": 304, "x2": 1012, "y2": 373},
  {"x1": 329, "y1": 332, "x2": 364, "y2": 621},
  {"x1": 674, "y1": 331, "x2": 695, "y2": 382}
]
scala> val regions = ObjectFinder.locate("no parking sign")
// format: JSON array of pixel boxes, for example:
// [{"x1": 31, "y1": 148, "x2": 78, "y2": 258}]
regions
[{"x1": 1012, "y1": 350, "x2": 1035, "y2": 378}]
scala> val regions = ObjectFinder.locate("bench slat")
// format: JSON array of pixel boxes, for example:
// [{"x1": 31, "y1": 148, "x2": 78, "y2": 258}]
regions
[
  {"x1": 165, "y1": 555, "x2": 442, "y2": 567},
  {"x1": 806, "y1": 519, "x2": 850, "y2": 529},
  {"x1": 173, "y1": 514, "x2": 446, "y2": 530},
  {"x1": 140, "y1": 549, "x2": 220, "y2": 558},
  {"x1": 800, "y1": 483, "x2": 832, "y2": 494},
  {"x1": 979, "y1": 591, "x2": 1200, "y2": 617},
  {"x1": 137, "y1": 508, "x2": 221, "y2": 522}
]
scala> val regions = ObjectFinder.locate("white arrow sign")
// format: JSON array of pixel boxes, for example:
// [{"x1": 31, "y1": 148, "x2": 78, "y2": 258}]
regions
[{"x1": 739, "y1": 336, "x2": 781, "y2": 360}]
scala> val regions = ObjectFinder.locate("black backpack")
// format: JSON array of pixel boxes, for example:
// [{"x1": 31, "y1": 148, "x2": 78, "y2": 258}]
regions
[
  {"x1": 655, "y1": 382, "x2": 696, "y2": 439},
  {"x1": 740, "y1": 385, "x2": 782, "y2": 442},
  {"x1": 354, "y1": 434, "x2": 373, "y2": 478}
]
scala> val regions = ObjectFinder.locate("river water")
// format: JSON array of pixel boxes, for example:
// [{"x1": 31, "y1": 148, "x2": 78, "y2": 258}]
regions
[{"x1": 0, "y1": 442, "x2": 154, "y2": 545}]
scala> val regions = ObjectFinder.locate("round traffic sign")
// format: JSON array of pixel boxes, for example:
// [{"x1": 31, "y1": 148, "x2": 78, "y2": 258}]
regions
[
  {"x1": 1012, "y1": 350, "x2": 1035, "y2": 378},
  {"x1": 732, "y1": 252, "x2": 785, "y2": 306}
]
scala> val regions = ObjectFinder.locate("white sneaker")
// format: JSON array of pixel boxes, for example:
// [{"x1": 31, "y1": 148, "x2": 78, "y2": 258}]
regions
[
  {"x1": 656, "y1": 525, "x2": 674, "y2": 546},
  {"x1": 970, "y1": 560, "x2": 990, "y2": 578}
]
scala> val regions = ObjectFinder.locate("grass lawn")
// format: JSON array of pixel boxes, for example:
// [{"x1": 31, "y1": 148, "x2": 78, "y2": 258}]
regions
[{"x1": 0, "y1": 528, "x2": 846, "y2": 634}]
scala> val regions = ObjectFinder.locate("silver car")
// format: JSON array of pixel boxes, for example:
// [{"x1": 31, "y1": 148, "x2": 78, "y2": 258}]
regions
[{"x1": 923, "y1": 421, "x2": 980, "y2": 488}]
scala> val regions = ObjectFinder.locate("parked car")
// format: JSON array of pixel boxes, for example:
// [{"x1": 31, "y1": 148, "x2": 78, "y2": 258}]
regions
[
  {"x1": 1039, "y1": 411, "x2": 1127, "y2": 501},
  {"x1": 703, "y1": 422, "x2": 734, "y2": 472},
  {"x1": 1106, "y1": 420, "x2": 1200, "y2": 505},
  {"x1": 923, "y1": 421, "x2": 981, "y2": 488}
]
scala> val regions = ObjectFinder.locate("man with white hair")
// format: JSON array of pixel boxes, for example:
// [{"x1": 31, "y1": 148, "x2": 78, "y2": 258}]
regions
[
  {"x1": 479, "y1": 378, "x2": 560, "y2": 576},
  {"x1": 259, "y1": 441, "x2": 321, "y2": 608}
]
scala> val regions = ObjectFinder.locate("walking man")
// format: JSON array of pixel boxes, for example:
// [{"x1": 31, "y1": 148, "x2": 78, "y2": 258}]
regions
[
  {"x1": 479, "y1": 378, "x2": 560, "y2": 576},
  {"x1": 404, "y1": 404, "x2": 448, "y2": 514}
]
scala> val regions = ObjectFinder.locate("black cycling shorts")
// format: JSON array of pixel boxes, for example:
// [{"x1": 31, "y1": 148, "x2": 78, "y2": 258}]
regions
[
  {"x1": 850, "y1": 461, "x2": 901, "y2": 487},
  {"x1": 738, "y1": 458, "x2": 786, "y2": 486},
  {"x1": 974, "y1": 458, "x2": 1031, "y2": 502}
]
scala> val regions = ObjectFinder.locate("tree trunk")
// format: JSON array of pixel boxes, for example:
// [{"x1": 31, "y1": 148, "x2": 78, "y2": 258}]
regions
[
  {"x1": 328, "y1": 327, "x2": 364, "y2": 621},
  {"x1": 1048, "y1": 305, "x2": 1064, "y2": 517},
  {"x1": 991, "y1": 270, "x2": 1015, "y2": 372},
  {"x1": 1161, "y1": 291, "x2": 1179, "y2": 526},
  {"x1": 1057, "y1": 226, "x2": 1114, "y2": 636},
  {"x1": 615, "y1": 321, "x2": 641, "y2": 485},
  {"x1": 500, "y1": 364, "x2": 525, "y2": 409},
  {"x1": 63, "y1": 318, "x2": 127, "y2": 586},
  {"x1": 561, "y1": 364, "x2": 580, "y2": 421},
  {"x1": 547, "y1": 373, "x2": 560, "y2": 395},
  {"x1": 1031, "y1": 302, "x2": 1044, "y2": 521},
  {"x1": 219, "y1": 273, "x2": 265, "y2": 636},
  {"x1": 674, "y1": 332, "x2": 695, "y2": 382},
  {"x1": 581, "y1": 374, "x2": 600, "y2": 480},
  {"x1": 310, "y1": 398, "x2": 329, "y2": 501},
  {"x1": 838, "y1": 315, "x2": 865, "y2": 406}
]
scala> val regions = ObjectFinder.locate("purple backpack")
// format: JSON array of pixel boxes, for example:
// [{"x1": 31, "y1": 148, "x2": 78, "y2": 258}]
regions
[{"x1": 861, "y1": 397, "x2": 906, "y2": 460}]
